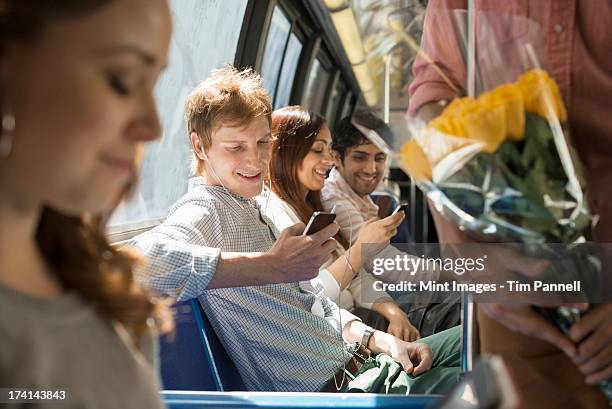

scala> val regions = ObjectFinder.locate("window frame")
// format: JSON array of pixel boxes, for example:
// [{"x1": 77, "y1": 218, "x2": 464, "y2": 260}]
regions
[
  {"x1": 324, "y1": 71, "x2": 347, "y2": 129},
  {"x1": 337, "y1": 90, "x2": 356, "y2": 125},
  {"x1": 235, "y1": 0, "x2": 362, "y2": 111}
]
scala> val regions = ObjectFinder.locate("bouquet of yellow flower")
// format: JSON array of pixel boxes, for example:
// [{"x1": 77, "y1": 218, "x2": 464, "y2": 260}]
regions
[
  {"x1": 400, "y1": 69, "x2": 612, "y2": 400},
  {"x1": 394, "y1": 7, "x2": 611, "y2": 398},
  {"x1": 400, "y1": 68, "x2": 592, "y2": 244}
]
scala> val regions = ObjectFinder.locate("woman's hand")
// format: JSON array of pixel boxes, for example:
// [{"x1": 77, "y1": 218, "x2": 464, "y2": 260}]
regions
[
  {"x1": 570, "y1": 303, "x2": 612, "y2": 384},
  {"x1": 480, "y1": 303, "x2": 579, "y2": 359}
]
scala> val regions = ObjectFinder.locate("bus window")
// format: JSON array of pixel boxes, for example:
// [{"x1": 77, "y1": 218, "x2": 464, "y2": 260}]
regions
[
  {"x1": 325, "y1": 77, "x2": 346, "y2": 128},
  {"x1": 260, "y1": 7, "x2": 291, "y2": 103},
  {"x1": 302, "y1": 58, "x2": 331, "y2": 115},
  {"x1": 340, "y1": 91, "x2": 354, "y2": 120},
  {"x1": 107, "y1": 0, "x2": 248, "y2": 241},
  {"x1": 274, "y1": 33, "x2": 303, "y2": 108}
]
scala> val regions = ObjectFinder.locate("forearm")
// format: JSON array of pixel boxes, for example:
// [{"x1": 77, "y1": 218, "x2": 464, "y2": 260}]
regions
[
  {"x1": 368, "y1": 329, "x2": 398, "y2": 355},
  {"x1": 370, "y1": 298, "x2": 405, "y2": 322},
  {"x1": 325, "y1": 251, "x2": 362, "y2": 289},
  {"x1": 343, "y1": 320, "x2": 395, "y2": 356},
  {"x1": 207, "y1": 251, "x2": 280, "y2": 289},
  {"x1": 342, "y1": 319, "x2": 369, "y2": 344}
]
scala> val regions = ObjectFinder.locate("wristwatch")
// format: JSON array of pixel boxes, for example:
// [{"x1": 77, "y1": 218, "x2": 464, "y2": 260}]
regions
[{"x1": 361, "y1": 326, "x2": 375, "y2": 349}]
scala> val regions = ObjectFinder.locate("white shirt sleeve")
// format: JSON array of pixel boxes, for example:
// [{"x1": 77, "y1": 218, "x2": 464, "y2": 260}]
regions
[
  {"x1": 347, "y1": 269, "x2": 392, "y2": 309},
  {"x1": 318, "y1": 268, "x2": 342, "y2": 301},
  {"x1": 322, "y1": 296, "x2": 362, "y2": 334},
  {"x1": 324, "y1": 193, "x2": 369, "y2": 245}
]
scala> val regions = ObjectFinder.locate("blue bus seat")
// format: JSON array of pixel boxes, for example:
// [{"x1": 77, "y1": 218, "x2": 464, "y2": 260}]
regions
[{"x1": 159, "y1": 299, "x2": 246, "y2": 391}]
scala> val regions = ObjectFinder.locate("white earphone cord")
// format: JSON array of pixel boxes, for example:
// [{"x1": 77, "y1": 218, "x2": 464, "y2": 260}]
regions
[
  {"x1": 332, "y1": 203, "x2": 353, "y2": 391},
  {"x1": 203, "y1": 151, "x2": 276, "y2": 247},
  {"x1": 202, "y1": 150, "x2": 247, "y2": 211}
]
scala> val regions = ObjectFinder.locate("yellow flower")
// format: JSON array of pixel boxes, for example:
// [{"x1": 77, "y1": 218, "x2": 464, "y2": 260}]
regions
[
  {"x1": 429, "y1": 115, "x2": 460, "y2": 136},
  {"x1": 429, "y1": 97, "x2": 478, "y2": 137},
  {"x1": 428, "y1": 95, "x2": 507, "y2": 153},
  {"x1": 479, "y1": 83, "x2": 525, "y2": 141},
  {"x1": 400, "y1": 139, "x2": 432, "y2": 182},
  {"x1": 444, "y1": 97, "x2": 478, "y2": 114},
  {"x1": 517, "y1": 69, "x2": 567, "y2": 122},
  {"x1": 459, "y1": 100, "x2": 507, "y2": 153}
]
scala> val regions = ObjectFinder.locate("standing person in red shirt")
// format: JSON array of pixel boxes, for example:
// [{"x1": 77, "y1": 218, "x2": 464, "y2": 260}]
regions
[{"x1": 408, "y1": 1, "x2": 612, "y2": 408}]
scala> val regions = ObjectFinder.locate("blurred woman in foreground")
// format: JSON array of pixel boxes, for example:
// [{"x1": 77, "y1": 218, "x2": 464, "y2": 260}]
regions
[{"x1": 0, "y1": 1, "x2": 171, "y2": 406}]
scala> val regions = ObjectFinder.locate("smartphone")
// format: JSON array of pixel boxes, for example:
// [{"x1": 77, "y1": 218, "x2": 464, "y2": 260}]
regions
[
  {"x1": 302, "y1": 211, "x2": 336, "y2": 235},
  {"x1": 391, "y1": 202, "x2": 409, "y2": 216}
]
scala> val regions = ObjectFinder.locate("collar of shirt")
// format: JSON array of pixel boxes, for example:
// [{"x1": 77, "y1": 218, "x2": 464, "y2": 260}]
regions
[
  {"x1": 326, "y1": 168, "x2": 379, "y2": 217},
  {"x1": 188, "y1": 177, "x2": 259, "y2": 207}
]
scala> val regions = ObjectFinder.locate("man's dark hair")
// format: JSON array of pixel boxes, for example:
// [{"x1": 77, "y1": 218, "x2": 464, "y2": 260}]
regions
[{"x1": 332, "y1": 109, "x2": 393, "y2": 161}]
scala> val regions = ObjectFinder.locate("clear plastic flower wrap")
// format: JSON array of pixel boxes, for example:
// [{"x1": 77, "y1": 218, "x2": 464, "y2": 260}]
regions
[
  {"x1": 384, "y1": 8, "x2": 610, "y2": 400},
  {"x1": 398, "y1": 9, "x2": 592, "y2": 245},
  {"x1": 401, "y1": 67, "x2": 592, "y2": 245}
]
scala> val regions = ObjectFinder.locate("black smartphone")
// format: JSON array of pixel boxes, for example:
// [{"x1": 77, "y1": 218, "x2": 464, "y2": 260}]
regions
[
  {"x1": 302, "y1": 211, "x2": 336, "y2": 235},
  {"x1": 391, "y1": 202, "x2": 409, "y2": 216}
]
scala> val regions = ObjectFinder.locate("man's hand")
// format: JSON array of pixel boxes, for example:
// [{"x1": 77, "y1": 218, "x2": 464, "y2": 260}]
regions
[
  {"x1": 265, "y1": 222, "x2": 339, "y2": 282},
  {"x1": 357, "y1": 212, "x2": 405, "y2": 245},
  {"x1": 369, "y1": 330, "x2": 433, "y2": 375},
  {"x1": 570, "y1": 304, "x2": 612, "y2": 384},
  {"x1": 387, "y1": 339, "x2": 433, "y2": 376},
  {"x1": 372, "y1": 298, "x2": 421, "y2": 342},
  {"x1": 387, "y1": 313, "x2": 421, "y2": 342},
  {"x1": 210, "y1": 222, "x2": 338, "y2": 289},
  {"x1": 480, "y1": 303, "x2": 579, "y2": 359}
]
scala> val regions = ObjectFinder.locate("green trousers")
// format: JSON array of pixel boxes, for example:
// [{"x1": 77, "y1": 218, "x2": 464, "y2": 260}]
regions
[{"x1": 343, "y1": 325, "x2": 461, "y2": 395}]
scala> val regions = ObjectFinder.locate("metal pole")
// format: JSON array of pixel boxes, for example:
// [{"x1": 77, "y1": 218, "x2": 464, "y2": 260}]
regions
[
  {"x1": 464, "y1": 0, "x2": 475, "y2": 371},
  {"x1": 467, "y1": 0, "x2": 475, "y2": 97},
  {"x1": 383, "y1": 53, "x2": 391, "y2": 123},
  {"x1": 410, "y1": 177, "x2": 417, "y2": 240}
]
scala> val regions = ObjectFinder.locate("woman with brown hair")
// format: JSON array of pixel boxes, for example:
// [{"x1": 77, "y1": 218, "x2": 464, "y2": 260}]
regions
[
  {"x1": 265, "y1": 105, "x2": 421, "y2": 341},
  {"x1": 0, "y1": 1, "x2": 172, "y2": 406}
]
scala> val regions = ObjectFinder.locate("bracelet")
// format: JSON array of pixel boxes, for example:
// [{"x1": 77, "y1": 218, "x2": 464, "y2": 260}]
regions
[{"x1": 361, "y1": 326, "x2": 375, "y2": 349}]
